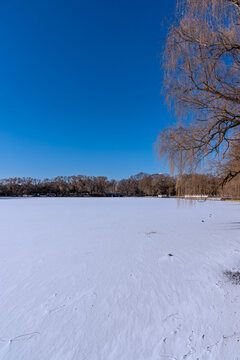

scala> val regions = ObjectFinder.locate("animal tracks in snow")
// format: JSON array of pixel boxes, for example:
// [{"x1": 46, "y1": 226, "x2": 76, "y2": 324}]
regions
[
  {"x1": 160, "y1": 330, "x2": 240, "y2": 359},
  {"x1": 43, "y1": 289, "x2": 97, "y2": 316},
  {"x1": 0, "y1": 332, "x2": 40, "y2": 344},
  {"x1": 0, "y1": 332, "x2": 40, "y2": 358},
  {"x1": 162, "y1": 313, "x2": 181, "y2": 323}
]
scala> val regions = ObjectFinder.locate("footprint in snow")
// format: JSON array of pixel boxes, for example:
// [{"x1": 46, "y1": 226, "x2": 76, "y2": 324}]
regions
[{"x1": 145, "y1": 231, "x2": 158, "y2": 237}]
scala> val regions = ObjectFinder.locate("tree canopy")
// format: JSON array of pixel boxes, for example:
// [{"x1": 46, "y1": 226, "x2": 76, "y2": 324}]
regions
[{"x1": 157, "y1": 0, "x2": 240, "y2": 182}]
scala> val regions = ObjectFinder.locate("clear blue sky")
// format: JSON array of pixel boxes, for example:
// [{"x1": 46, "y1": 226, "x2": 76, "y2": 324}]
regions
[{"x1": 0, "y1": 0, "x2": 176, "y2": 180}]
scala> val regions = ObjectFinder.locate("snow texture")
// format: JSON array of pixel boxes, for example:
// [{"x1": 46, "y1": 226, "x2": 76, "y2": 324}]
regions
[{"x1": 0, "y1": 197, "x2": 239, "y2": 360}]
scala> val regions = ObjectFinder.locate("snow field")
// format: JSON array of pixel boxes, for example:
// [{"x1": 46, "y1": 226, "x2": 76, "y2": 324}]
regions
[{"x1": 0, "y1": 198, "x2": 239, "y2": 359}]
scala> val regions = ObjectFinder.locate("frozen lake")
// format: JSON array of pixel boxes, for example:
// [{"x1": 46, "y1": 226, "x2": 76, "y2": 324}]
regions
[{"x1": 0, "y1": 198, "x2": 239, "y2": 359}]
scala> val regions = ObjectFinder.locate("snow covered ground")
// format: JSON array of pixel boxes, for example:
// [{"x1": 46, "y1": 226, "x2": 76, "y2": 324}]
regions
[{"x1": 0, "y1": 198, "x2": 239, "y2": 360}]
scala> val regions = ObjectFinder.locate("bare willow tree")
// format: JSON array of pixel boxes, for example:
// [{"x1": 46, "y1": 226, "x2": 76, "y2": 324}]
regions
[{"x1": 156, "y1": 0, "x2": 240, "y2": 181}]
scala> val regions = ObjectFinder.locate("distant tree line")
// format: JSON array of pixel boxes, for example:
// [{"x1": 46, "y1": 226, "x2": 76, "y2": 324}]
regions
[
  {"x1": 0, "y1": 172, "x2": 239, "y2": 198},
  {"x1": 0, "y1": 173, "x2": 175, "y2": 197}
]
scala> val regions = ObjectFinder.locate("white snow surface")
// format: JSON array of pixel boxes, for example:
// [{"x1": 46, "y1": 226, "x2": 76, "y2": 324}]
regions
[{"x1": 0, "y1": 198, "x2": 240, "y2": 360}]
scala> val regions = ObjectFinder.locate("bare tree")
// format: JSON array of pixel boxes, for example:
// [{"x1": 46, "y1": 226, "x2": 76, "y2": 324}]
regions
[
  {"x1": 156, "y1": 0, "x2": 240, "y2": 181},
  {"x1": 220, "y1": 139, "x2": 240, "y2": 183}
]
